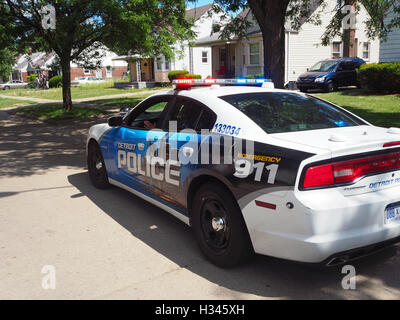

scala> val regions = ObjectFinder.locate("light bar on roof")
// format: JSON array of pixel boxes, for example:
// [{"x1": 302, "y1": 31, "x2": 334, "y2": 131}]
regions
[{"x1": 172, "y1": 78, "x2": 274, "y2": 90}]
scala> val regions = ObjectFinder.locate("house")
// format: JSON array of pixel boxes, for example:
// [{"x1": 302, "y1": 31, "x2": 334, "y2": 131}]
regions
[
  {"x1": 196, "y1": 1, "x2": 380, "y2": 83},
  {"x1": 380, "y1": 10, "x2": 400, "y2": 62},
  {"x1": 113, "y1": 3, "x2": 224, "y2": 85},
  {"x1": 10, "y1": 47, "x2": 128, "y2": 82}
]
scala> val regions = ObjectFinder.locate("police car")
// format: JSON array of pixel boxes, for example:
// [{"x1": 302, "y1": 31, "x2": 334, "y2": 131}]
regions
[{"x1": 87, "y1": 78, "x2": 400, "y2": 267}]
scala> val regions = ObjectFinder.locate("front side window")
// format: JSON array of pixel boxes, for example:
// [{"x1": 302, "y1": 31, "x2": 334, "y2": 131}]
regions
[
  {"x1": 249, "y1": 43, "x2": 260, "y2": 65},
  {"x1": 220, "y1": 92, "x2": 364, "y2": 134},
  {"x1": 129, "y1": 99, "x2": 170, "y2": 129}
]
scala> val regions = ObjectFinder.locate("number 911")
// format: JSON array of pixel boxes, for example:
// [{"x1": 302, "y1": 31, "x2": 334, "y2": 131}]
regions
[{"x1": 234, "y1": 159, "x2": 279, "y2": 184}]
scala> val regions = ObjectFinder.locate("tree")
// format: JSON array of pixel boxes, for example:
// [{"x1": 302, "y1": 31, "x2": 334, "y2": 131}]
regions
[
  {"x1": 212, "y1": 0, "x2": 400, "y2": 88},
  {"x1": 0, "y1": 6, "x2": 17, "y2": 82},
  {"x1": 0, "y1": 0, "x2": 195, "y2": 110}
]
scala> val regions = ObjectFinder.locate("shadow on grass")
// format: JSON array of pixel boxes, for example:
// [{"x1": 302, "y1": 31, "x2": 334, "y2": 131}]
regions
[
  {"x1": 87, "y1": 95, "x2": 151, "y2": 109},
  {"x1": 341, "y1": 106, "x2": 400, "y2": 128}
]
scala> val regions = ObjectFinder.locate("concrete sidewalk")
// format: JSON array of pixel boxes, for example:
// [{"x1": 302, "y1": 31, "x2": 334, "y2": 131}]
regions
[{"x1": 1, "y1": 113, "x2": 400, "y2": 299}]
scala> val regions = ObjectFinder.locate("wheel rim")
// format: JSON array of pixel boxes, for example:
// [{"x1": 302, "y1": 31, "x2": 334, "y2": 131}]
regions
[
  {"x1": 200, "y1": 197, "x2": 230, "y2": 252},
  {"x1": 90, "y1": 147, "x2": 104, "y2": 181}
]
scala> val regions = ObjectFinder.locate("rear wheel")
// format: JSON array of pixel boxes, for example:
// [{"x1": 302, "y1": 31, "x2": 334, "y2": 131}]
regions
[
  {"x1": 191, "y1": 183, "x2": 253, "y2": 267},
  {"x1": 87, "y1": 141, "x2": 110, "y2": 189}
]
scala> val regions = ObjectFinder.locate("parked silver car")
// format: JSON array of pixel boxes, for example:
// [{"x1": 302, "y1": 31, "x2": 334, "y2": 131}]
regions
[{"x1": 0, "y1": 80, "x2": 29, "y2": 90}]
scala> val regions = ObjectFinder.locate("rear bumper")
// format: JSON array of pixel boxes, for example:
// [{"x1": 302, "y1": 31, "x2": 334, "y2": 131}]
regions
[{"x1": 242, "y1": 184, "x2": 400, "y2": 264}]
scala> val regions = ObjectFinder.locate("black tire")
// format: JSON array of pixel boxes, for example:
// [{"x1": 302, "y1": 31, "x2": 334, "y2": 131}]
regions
[
  {"x1": 191, "y1": 183, "x2": 254, "y2": 268},
  {"x1": 87, "y1": 141, "x2": 110, "y2": 189},
  {"x1": 299, "y1": 88, "x2": 308, "y2": 93},
  {"x1": 324, "y1": 80, "x2": 337, "y2": 93}
]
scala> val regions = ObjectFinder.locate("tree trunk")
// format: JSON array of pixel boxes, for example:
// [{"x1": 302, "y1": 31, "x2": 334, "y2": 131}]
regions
[
  {"x1": 61, "y1": 59, "x2": 72, "y2": 111},
  {"x1": 249, "y1": 1, "x2": 288, "y2": 89},
  {"x1": 343, "y1": 0, "x2": 357, "y2": 58}
]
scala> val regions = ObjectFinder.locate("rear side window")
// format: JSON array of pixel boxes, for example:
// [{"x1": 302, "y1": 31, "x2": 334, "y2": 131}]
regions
[{"x1": 220, "y1": 92, "x2": 364, "y2": 134}]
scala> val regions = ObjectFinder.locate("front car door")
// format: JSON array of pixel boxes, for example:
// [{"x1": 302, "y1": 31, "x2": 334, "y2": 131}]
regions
[{"x1": 101, "y1": 96, "x2": 174, "y2": 195}]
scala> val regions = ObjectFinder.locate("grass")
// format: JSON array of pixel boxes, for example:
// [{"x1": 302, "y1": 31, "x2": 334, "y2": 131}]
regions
[
  {"x1": 315, "y1": 89, "x2": 400, "y2": 128},
  {"x1": 86, "y1": 94, "x2": 152, "y2": 109},
  {"x1": 16, "y1": 104, "x2": 111, "y2": 120},
  {"x1": 1, "y1": 81, "x2": 165, "y2": 101},
  {"x1": 0, "y1": 97, "x2": 37, "y2": 109}
]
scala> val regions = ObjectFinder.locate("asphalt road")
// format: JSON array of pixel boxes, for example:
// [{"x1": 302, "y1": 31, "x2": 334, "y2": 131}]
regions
[{"x1": 1, "y1": 110, "x2": 400, "y2": 300}]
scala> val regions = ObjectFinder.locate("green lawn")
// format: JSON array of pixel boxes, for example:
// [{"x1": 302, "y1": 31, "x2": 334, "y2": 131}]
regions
[
  {"x1": 315, "y1": 89, "x2": 400, "y2": 128},
  {"x1": 87, "y1": 94, "x2": 152, "y2": 109},
  {"x1": 1, "y1": 82, "x2": 162, "y2": 101},
  {"x1": 0, "y1": 97, "x2": 37, "y2": 109},
  {"x1": 15, "y1": 104, "x2": 111, "y2": 120}
]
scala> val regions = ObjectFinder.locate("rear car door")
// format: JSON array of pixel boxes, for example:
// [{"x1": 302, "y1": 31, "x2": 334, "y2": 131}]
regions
[{"x1": 161, "y1": 97, "x2": 217, "y2": 208}]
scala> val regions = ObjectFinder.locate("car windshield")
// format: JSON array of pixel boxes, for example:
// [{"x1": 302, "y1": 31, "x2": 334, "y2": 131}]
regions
[
  {"x1": 220, "y1": 92, "x2": 364, "y2": 134},
  {"x1": 309, "y1": 60, "x2": 337, "y2": 72}
]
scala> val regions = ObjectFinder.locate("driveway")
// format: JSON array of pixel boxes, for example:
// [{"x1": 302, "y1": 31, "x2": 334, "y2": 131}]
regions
[{"x1": 1, "y1": 111, "x2": 400, "y2": 300}]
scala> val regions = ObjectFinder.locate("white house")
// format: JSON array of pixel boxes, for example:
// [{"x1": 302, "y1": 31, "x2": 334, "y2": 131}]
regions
[
  {"x1": 114, "y1": 3, "x2": 224, "y2": 84},
  {"x1": 196, "y1": 1, "x2": 380, "y2": 83},
  {"x1": 380, "y1": 10, "x2": 400, "y2": 62}
]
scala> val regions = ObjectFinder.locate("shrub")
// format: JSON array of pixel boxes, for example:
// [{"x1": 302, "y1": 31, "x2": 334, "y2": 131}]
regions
[
  {"x1": 26, "y1": 74, "x2": 38, "y2": 86},
  {"x1": 185, "y1": 74, "x2": 202, "y2": 79},
  {"x1": 168, "y1": 70, "x2": 189, "y2": 82},
  {"x1": 357, "y1": 62, "x2": 400, "y2": 94},
  {"x1": 244, "y1": 73, "x2": 264, "y2": 79},
  {"x1": 49, "y1": 75, "x2": 63, "y2": 88}
]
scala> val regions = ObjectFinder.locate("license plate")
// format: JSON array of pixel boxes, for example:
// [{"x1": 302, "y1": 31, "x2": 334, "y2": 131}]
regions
[{"x1": 385, "y1": 202, "x2": 400, "y2": 224}]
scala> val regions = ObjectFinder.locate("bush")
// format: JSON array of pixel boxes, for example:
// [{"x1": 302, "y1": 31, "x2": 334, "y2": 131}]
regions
[
  {"x1": 185, "y1": 74, "x2": 202, "y2": 79},
  {"x1": 49, "y1": 75, "x2": 63, "y2": 88},
  {"x1": 244, "y1": 73, "x2": 264, "y2": 79},
  {"x1": 168, "y1": 70, "x2": 188, "y2": 82},
  {"x1": 357, "y1": 62, "x2": 400, "y2": 94},
  {"x1": 26, "y1": 74, "x2": 38, "y2": 86}
]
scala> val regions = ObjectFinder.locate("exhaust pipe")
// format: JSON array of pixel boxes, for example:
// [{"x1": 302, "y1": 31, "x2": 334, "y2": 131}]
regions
[{"x1": 326, "y1": 255, "x2": 349, "y2": 267}]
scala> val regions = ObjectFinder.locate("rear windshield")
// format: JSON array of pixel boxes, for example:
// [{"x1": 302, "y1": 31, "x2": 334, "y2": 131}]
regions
[{"x1": 220, "y1": 92, "x2": 364, "y2": 134}]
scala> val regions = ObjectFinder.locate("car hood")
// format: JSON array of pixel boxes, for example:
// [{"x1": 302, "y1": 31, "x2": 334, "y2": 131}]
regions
[
  {"x1": 298, "y1": 71, "x2": 329, "y2": 79},
  {"x1": 271, "y1": 125, "x2": 400, "y2": 158}
]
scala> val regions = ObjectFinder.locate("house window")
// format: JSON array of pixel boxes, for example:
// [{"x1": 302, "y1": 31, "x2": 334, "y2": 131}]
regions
[
  {"x1": 362, "y1": 42, "x2": 370, "y2": 60},
  {"x1": 155, "y1": 56, "x2": 171, "y2": 71},
  {"x1": 219, "y1": 47, "x2": 227, "y2": 66},
  {"x1": 84, "y1": 69, "x2": 91, "y2": 75},
  {"x1": 202, "y1": 51, "x2": 208, "y2": 63},
  {"x1": 156, "y1": 57, "x2": 163, "y2": 71},
  {"x1": 165, "y1": 58, "x2": 170, "y2": 71},
  {"x1": 249, "y1": 43, "x2": 260, "y2": 65},
  {"x1": 332, "y1": 41, "x2": 342, "y2": 59}
]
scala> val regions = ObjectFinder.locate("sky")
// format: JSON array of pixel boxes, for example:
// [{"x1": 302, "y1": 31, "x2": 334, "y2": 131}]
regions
[{"x1": 186, "y1": 0, "x2": 214, "y2": 9}]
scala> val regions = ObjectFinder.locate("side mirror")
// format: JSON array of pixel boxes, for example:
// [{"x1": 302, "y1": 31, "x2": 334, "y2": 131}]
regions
[
  {"x1": 120, "y1": 107, "x2": 131, "y2": 116},
  {"x1": 108, "y1": 116, "x2": 123, "y2": 127}
]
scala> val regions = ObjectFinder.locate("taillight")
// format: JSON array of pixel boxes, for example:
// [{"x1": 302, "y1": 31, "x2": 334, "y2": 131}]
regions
[
  {"x1": 302, "y1": 152, "x2": 400, "y2": 189},
  {"x1": 303, "y1": 164, "x2": 334, "y2": 188}
]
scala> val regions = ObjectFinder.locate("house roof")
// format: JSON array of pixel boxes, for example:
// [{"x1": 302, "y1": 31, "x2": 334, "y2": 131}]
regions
[{"x1": 186, "y1": 3, "x2": 214, "y2": 21}]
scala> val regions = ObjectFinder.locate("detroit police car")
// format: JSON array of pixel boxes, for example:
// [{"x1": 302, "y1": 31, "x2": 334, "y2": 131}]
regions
[{"x1": 87, "y1": 78, "x2": 400, "y2": 267}]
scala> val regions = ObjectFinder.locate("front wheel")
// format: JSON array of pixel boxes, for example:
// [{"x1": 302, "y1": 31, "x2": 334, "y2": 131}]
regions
[
  {"x1": 324, "y1": 80, "x2": 337, "y2": 93},
  {"x1": 191, "y1": 183, "x2": 254, "y2": 268},
  {"x1": 87, "y1": 142, "x2": 110, "y2": 189}
]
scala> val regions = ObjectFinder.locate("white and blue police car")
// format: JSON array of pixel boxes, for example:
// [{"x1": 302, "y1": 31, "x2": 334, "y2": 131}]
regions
[{"x1": 87, "y1": 78, "x2": 400, "y2": 267}]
